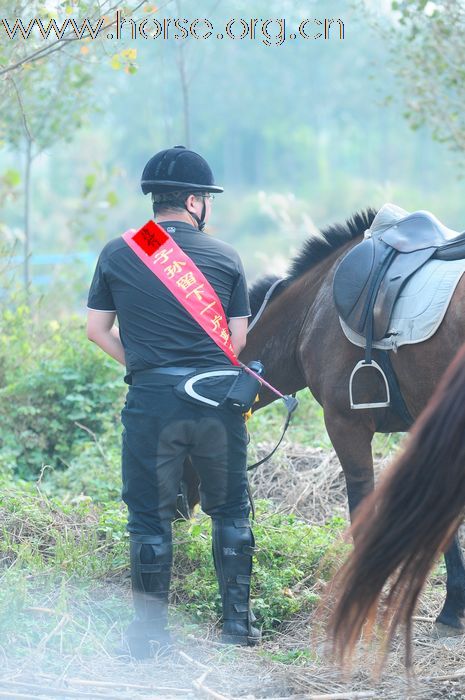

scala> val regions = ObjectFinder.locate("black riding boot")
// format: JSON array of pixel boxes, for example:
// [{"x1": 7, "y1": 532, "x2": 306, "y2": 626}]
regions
[
  {"x1": 120, "y1": 532, "x2": 173, "y2": 660},
  {"x1": 212, "y1": 517, "x2": 261, "y2": 646}
]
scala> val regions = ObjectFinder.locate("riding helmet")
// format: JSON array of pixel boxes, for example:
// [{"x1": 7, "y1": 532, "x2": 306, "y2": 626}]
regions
[{"x1": 140, "y1": 145, "x2": 224, "y2": 195}]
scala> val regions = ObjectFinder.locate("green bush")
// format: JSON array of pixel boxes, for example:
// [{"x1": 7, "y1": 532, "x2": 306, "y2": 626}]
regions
[
  {"x1": 43, "y1": 426, "x2": 122, "y2": 502},
  {"x1": 0, "y1": 307, "x2": 125, "y2": 479}
]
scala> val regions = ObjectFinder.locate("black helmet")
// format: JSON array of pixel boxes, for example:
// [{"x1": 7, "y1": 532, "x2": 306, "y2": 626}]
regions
[{"x1": 141, "y1": 145, "x2": 224, "y2": 195}]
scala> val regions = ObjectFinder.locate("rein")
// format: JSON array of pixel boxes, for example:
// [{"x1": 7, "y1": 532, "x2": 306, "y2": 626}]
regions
[
  {"x1": 247, "y1": 277, "x2": 288, "y2": 332},
  {"x1": 245, "y1": 276, "x2": 299, "y2": 472}
]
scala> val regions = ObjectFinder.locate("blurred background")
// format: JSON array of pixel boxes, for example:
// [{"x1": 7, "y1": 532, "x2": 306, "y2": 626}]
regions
[{"x1": 1, "y1": 0, "x2": 464, "y2": 315}]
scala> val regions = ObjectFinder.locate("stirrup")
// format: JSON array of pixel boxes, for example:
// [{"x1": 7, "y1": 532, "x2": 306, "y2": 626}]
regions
[{"x1": 349, "y1": 359, "x2": 390, "y2": 410}]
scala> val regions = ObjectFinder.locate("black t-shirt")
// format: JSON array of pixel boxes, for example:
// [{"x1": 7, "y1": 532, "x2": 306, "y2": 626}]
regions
[{"x1": 87, "y1": 220, "x2": 251, "y2": 371}]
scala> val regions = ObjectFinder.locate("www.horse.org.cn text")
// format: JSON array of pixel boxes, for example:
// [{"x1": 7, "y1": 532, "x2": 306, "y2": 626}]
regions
[{"x1": 0, "y1": 14, "x2": 345, "y2": 45}]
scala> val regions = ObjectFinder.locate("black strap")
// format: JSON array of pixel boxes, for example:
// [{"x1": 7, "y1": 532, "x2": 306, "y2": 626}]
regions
[
  {"x1": 246, "y1": 394, "x2": 298, "y2": 472},
  {"x1": 363, "y1": 246, "x2": 396, "y2": 364},
  {"x1": 185, "y1": 197, "x2": 206, "y2": 231},
  {"x1": 375, "y1": 350, "x2": 414, "y2": 428}
]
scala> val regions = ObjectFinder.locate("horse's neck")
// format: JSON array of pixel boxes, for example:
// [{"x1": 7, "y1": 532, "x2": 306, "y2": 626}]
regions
[
  {"x1": 243, "y1": 274, "x2": 318, "y2": 396},
  {"x1": 243, "y1": 241, "x2": 358, "y2": 398}
]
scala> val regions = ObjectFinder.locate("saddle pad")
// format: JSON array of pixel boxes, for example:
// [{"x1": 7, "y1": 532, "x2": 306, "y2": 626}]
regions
[{"x1": 339, "y1": 257, "x2": 465, "y2": 351}]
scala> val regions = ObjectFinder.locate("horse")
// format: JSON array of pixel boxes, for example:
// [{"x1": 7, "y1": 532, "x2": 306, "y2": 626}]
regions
[
  {"x1": 326, "y1": 341, "x2": 465, "y2": 669},
  {"x1": 181, "y1": 207, "x2": 465, "y2": 635}
]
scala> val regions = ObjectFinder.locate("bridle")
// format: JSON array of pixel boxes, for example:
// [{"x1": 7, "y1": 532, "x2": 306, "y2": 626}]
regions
[
  {"x1": 245, "y1": 276, "x2": 298, "y2": 474},
  {"x1": 247, "y1": 277, "x2": 288, "y2": 334}
]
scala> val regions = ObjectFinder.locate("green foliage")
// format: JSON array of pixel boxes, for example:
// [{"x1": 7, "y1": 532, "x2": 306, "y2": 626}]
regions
[
  {"x1": 384, "y1": 0, "x2": 465, "y2": 153},
  {"x1": 69, "y1": 162, "x2": 125, "y2": 248},
  {"x1": 0, "y1": 482, "x2": 127, "y2": 577},
  {"x1": 45, "y1": 428, "x2": 121, "y2": 502},
  {"x1": 0, "y1": 307, "x2": 125, "y2": 478},
  {"x1": 260, "y1": 648, "x2": 317, "y2": 665},
  {"x1": 0, "y1": 238, "x2": 22, "y2": 309},
  {"x1": 248, "y1": 387, "x2": 331, "y2": 451}
]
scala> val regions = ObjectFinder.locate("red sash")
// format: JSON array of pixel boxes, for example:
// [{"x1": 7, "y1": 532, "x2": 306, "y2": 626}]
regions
[{"x1": 122, "y1": 220, "x2": 240, "y2": 367}]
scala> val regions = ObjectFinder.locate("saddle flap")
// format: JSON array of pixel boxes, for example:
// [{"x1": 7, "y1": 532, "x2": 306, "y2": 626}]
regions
[
  {"x1": 372, "y1": 247, "x2": 435, "y2": 340},
  {"x1": 334, "y1": 218, "x2": 440, "y2": 342},
  {"x1": 333, "y1": 238, "x2": 394, "y2": 335},
  {"x1": 333, "y1": 238, "x2": 376, "y2": 323}
]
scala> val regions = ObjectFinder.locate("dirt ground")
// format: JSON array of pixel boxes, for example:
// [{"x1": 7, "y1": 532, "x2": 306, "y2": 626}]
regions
[{"x1": 2, "y1": 444, "x2": 465, "y2": 700}]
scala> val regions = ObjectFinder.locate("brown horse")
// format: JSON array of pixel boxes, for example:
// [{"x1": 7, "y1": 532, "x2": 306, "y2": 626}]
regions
[
  {"x1": 326, "y1": 341, "x2": 465, "y2": 668},
  {"x1": 183, "y1": 208, "x2": 465, "y2": 634}
]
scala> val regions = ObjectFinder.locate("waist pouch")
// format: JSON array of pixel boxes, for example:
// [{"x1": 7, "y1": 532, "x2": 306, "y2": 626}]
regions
[{"x1": 173, "y1": 362, "x2": 263, "y2": 413}]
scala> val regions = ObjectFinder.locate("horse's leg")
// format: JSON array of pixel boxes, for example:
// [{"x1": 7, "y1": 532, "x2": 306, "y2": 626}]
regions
[
  {"x1": 436, "y1": 534, "x2": 465, "y2": 633},
  {"x1": 323, "y1": 410, "x2": 374, "y2": 518},
  {"x1": 177, "y1": 456, "x2": 200, "y2": 519}
]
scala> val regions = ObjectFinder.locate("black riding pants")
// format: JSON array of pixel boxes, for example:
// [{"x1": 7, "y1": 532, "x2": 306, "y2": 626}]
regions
[{"x1": 121, "y1": 380, "x2": 250, "y2": 536}]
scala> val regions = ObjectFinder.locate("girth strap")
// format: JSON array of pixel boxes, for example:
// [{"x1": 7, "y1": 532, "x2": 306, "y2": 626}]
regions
[{"x1": 362, "y1": 244, "x2": 396, "y2": 364}]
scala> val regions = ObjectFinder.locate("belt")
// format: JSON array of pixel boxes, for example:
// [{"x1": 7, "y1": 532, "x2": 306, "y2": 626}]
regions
[
  {"x1": 129, "y1": 365, "x2": 238, "y2": 386},
  {"x1": 130, "y1": 366, "x2": 197, "y2": 386}
]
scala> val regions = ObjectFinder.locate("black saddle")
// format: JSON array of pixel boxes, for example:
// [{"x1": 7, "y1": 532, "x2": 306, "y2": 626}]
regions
[
  {"x1": 333, "y1": 209, "x2": 465, "y2": 410},
  {"x1": 334, "y1": 210, "x2": 465, "y2": 342}
]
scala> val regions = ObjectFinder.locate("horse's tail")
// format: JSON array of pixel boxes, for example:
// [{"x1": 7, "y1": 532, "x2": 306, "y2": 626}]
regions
[{"x1": 327, "y1": 342, "x2": 465, "y2": 668}]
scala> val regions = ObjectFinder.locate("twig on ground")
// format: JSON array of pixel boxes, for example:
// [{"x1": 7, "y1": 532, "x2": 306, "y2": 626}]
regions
[
  {"x1": 37, "y1": 614, "x2": 70, "y2": 652},
  {"x1": 306, "y1": 693, "x2": 376, "y2": 700},
  {"x1": 412, "y1": 616, "x2": 435, "y2": 623},
  {"x1": 269, "y1": 695, "x2": 376, "y2": 700},
  {"x1": 178, "y1": 650, "x2": 211, "y2": 670},
  {"x1": 422, "y1": 667, "x2": 465, "y2": 681},
  {"x1": 181, "y1": 650, "x2": 233, "y2": 700},
  {"x1": 38, "y1": 674, "x2": 191, "y2": 693},
  {"x1": 192, "y1": 669, "x2": 232, "y2": 700},
  {"x1": 0, "y1": 679, "x2": 114, "y2": 698}
]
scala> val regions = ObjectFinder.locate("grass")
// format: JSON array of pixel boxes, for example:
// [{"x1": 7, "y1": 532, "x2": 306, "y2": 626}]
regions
[
  {"x1": 247, "y1": 388, "x2": 332, "y2": 450},
  {"x1": 0, "y1": 478, "x2": 348, "y2": 659}
]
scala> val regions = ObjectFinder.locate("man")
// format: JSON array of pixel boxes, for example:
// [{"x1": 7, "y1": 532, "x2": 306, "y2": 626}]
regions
[{"x1": 86, "y1": 145, "x2": 260, "y2": 659}]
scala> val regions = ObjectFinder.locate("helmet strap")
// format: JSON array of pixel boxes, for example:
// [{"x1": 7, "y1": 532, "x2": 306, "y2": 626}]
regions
[{"x1": 185, "y1": 196, "x2": 206, "y2": 231}]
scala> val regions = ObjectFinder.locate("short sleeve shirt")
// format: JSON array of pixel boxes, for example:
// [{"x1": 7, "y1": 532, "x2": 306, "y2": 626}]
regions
[{"x1": 87, "y1": 220, "x2": 251, "y2": 371}]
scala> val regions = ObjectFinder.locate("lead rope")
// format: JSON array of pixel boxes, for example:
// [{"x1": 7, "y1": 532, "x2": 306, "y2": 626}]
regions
[
  {"x1": 245, "y1": 391, "x2": 298, "y2": 521},
  {"x1": 241, "y1": 277, "x2": 299, "y2": 519}
]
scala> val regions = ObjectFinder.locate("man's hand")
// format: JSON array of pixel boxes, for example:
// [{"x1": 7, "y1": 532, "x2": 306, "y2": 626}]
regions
[{"x1": 87, "y1": 310, "x2": 126, "y2": 366}]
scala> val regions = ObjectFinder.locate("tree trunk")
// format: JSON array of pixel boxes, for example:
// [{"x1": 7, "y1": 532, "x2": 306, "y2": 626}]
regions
[{"x1": 23, "y1": 137, "x2": 32, "y2": 303}]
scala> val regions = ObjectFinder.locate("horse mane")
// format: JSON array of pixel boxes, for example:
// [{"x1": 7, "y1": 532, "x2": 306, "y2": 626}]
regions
[{"x1": 248, "y1": 208, "x2": 378, "y2": 317}]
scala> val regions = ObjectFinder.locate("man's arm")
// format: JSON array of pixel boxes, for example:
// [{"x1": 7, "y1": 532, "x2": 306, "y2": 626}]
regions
[
  {"x1": 228, "y1": 317, "x2": 248, "y2": 356},
  {"x1": 87, "y1": 310, "x2": 126, "y2": 366}
]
